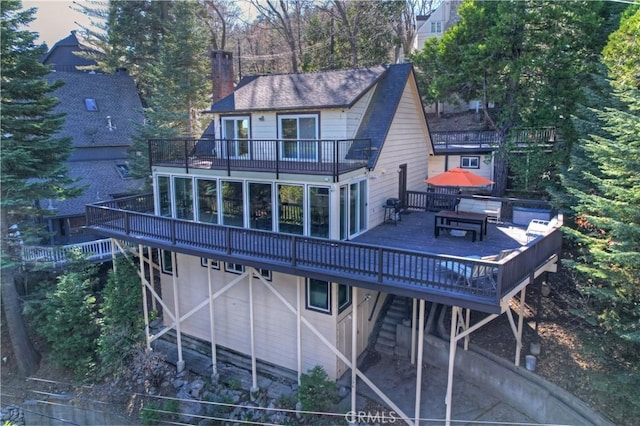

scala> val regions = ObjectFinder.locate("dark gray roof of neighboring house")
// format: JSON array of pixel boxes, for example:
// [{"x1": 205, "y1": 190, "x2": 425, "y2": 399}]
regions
[
  {"x1": 43, "y1": 160, "x2": 144, "y2": 217},
  {"x1": 40, "y1": 31, "x2": 97, "y2": 71},
  {"x1": 353, "y1": 62, "x2": 421, "y2": 168},
  {"x1": 45, "y1": 70, "x2": 144, "y2": 150},
  {"x1": 209, "y1": 66, "x2": 387, "y2": 113}
]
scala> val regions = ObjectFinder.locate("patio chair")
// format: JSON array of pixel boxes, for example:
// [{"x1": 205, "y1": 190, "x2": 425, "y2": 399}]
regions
[
  {"x1": 526, "y1": 219, "x2": 550, "y2": 242},
  {"x1": 440, "y1": 255, "x2": 496, "y2": 289}
]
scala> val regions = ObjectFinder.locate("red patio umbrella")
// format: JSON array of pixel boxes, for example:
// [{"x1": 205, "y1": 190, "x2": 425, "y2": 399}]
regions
[{"x1": 424, "y1": 167, "x2": 494, "y2": 187}]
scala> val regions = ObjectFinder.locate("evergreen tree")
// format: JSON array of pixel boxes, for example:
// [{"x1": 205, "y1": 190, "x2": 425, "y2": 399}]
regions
[
  {"x1": 98, "y1": 258, "x2": 144, "y2": 377},
  {"x1": 1, "y1": 0, "x2": 79, "y2": 376},
  {"x1": 411, "y1": 0, "x2": 601, "y2": 196},
  {"x1": 558, "y1": 7, "x2": 640, "y2": 344}
]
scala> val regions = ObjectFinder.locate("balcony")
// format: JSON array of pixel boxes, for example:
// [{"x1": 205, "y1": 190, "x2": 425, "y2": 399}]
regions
[
  {"x1": 20, "y1": 238, "x2": 118, "y2": 267},
  {"x1": 85, "y1": 193, "x2": 562, "y2": 314},
  {"x1": 149, "y1": 138, "x2": 372, "y2": 181},
  {"x1": 430, "y1": 127, "x2": 557, "y2": 154}
]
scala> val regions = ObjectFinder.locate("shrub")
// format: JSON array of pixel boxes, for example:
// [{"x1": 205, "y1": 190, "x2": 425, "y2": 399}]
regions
[{"x1": 297, "y1": 365, "x2": 338, "y2": 415}]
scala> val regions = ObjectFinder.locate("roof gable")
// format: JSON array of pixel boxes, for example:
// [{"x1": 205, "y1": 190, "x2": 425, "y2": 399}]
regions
[{"x1": 210, "y1": 66, "x2": 387, "y2": 113}]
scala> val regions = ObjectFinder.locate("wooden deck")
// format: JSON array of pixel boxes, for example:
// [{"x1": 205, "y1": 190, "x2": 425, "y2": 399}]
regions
[
  {"x1": 354, "y1": 210, "x2": 528, "y2": 258},
  {"x1": 86, "y1": 196, "x2": 561, "y2": 314}
]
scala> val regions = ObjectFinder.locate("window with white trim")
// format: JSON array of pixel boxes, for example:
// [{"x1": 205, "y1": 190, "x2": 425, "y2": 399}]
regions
[
  {"x1": 201, "y1": 258, "x2": 220, "y2": 269},
  {"x1": 460, "y1": 156, "x2": 480, "y2": 169},
  {"x1": 430, "y1": 21, "x2": 442, "y2": 33},
  {"x1": 338, "y1": 284, "x2": 352, "y2": 313},
  {"x1": 279, "y1": 114, "x2": 318, "y2": 161},
  {"x1": 225, "y1": 263, "x2": 245, "y2": 274},
  {"x1": 222, "y1": 117, "x2": 250, "y2": 158}
]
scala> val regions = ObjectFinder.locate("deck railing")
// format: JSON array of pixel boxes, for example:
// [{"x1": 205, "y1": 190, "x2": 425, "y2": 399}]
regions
[
  {"x1": 149, "y1": 137, "x2": 372, "y2": 181},
  {"x1": 86, "y1": 192, "x2": 561, "y2": 312},
  {"x1": 430, "y1": 127, "x2": 557, "y2": 152},
  {"x1": 21, "y1": 238, "x2": 118, "y2": 266}
]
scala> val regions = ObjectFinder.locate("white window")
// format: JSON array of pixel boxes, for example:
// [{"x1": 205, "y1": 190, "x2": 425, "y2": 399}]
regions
[
  {"x1": 430, "y1": 21, "x2": 442, "y2": 33},
  {"x1": 460, "y1": 156, "x2": 480, "y2": 169},
  {"x1": 222, "y1": 117, "x2": 250, "y2": 158},
  {"x1": 201, "y1": 258, "x2": 220, "y2": 269},
  {"x1": 225, "y1": 263, "x2": 245, "y2": 274},
  {"x1": 279, "y1": 114, "x2": 319, "y2": 161},
  {"x1": 338, "y1": 284, "x2": 352, "y2": 312}
]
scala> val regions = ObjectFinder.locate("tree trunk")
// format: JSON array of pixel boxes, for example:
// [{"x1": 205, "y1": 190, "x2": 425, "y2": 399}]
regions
[
  {"x1": 1, "y1": 267, "x2": 41, "y2": 376},
  {"x1": 1, "y1": 209, "x2": 41, "y2": 377}
]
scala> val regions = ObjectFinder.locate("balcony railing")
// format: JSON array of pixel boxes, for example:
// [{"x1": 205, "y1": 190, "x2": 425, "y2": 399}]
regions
[
  {"x1": 85, "y1": 193, "x2": 562, "y2": 313},
  {"x1": 431, "y1": 127, "x2": 557, "y2": 153},
  {"x1": 21, "y1": 238, "x2": 120, "y2": 266},
  {"x1": 149, "y1": 137, "x2": 372, "y2": 181}
]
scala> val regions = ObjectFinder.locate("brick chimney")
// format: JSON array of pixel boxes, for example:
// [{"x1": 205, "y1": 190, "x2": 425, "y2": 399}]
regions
[{"x1": 211, "y1": 50, "x2": 234, "y2": 104}]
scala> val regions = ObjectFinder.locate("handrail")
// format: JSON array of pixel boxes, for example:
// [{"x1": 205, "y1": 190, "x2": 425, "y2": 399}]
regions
[
  {"x1": 85, "y1": 200, "x2": 562, "y2": 310},
  {"x1": 21, "y1": 238, "x2": 121, "y2": 265},
  {"x1": 368, "y1": 291, "x2": 381, "y2": 322},
  {"x1": 148, "y1": 137, "x2": 372, "y2": 181}
]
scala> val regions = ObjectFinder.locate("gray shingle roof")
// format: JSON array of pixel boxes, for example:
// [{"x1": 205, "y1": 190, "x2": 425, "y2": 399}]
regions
[
  {"x1": 45, "y1": 71, "x2": 144, "y2": 149},
  {"x1": 354, "y1": 63, "x2": 417, "y2": 168},
  {"x1": 209, "y1": 66, "x2": 387, "y2": 113},
  {"x1": 42, "y1": 160, "x2": 144, "y2": 217}
]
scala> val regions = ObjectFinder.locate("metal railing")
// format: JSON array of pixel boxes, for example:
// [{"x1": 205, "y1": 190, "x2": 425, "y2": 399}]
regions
[
  {"x1": 149, "y1": 137, "x2": 372, "y2": 181},
  {"x1": 430, "y1": 127, "x2": 557, "y2": 152}
]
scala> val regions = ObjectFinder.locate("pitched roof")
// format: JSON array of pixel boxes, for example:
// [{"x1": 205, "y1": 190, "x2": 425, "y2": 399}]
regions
[
  {"x1": 209, "y1": 66, "x2": 387, "y2": 113},
  {"x1": 44, "y1": 70, "x2": 144, "y2": 149},
  {"x1": 40, "y1": 31, "x2": 97, "y2": 71},
  {"x1": 353, "y1": 62, "x2": 418, "y2": 168},
  {"x1": 42, "y1": 161, "x2": 144, "y2": 217}
]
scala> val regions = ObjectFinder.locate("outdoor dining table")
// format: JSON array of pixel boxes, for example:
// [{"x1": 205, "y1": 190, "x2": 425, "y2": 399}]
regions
[{"x1": 434, "y1": 210, "x2": 489, "y2": 241}]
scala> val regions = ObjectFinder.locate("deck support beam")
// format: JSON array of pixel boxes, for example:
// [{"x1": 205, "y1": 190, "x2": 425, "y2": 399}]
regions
[
  {"x1": 411, "y1": 298, "x2": 417, "y2": 365},
  {"x1": 445, "y1": 305, "x2": 460, "y2": 426},
  {"x1": 414, "y1": 299, "x2": 426, "y2": 425},
  {"x1": 297, "y1": 277, "x2": 302, "y2": 385},
  {"x1": 172, "y1": 251, "x2": 185, "y2": 372},
  {"x1": 350, "y1": 287, "x2": 358, "y2": 423},
  {"x1": 207, "y1": 259, "x2": 218, "y2": 381},
  {"x1": 139, "y1": 244, "x2": 151, "y2": 351},
  {"x1": 249, "y1": 272, "x2": 258, "y2": 392}
]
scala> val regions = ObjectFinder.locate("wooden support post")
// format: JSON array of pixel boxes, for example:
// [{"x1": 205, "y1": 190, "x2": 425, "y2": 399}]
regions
[
  {"x1": 350, "y1": 287, "x2": 359, "y2": 422},
  {"x1": 172, "y1": 251, "x2": 184, "y2": 372},
  {"x1": 207, "y1": 259, "x2": 218, "y2": 381},
  {"x1": 445, "y1": 306, "x2": 459, "y2": 426},
  {"x1": 297, "y1": 277, "x2": 302, "y2": 385},
  {"x1": 414, "y1": 299, "x2": 425, "y2": 425},
  {"x1": 139, "y1": 244, "x2": 151, "y2": 351},
  {"x1": 411, "y1": 298, "x2": 417, "y2": 365},
  {"x1": 249, "y1": 272, "x2": 258, "y2": 392},
  {"x1": 515, "y1": 286, "x2": 527, "y2": 366}
]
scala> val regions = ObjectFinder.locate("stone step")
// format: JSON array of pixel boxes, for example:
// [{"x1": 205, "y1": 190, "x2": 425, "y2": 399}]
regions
[
  {"x1": 388, "y1": 304, "x2": 408, "y2": 315},
  {"x1": 385, "y1": 309, "x2": 407, "y2": 321}
]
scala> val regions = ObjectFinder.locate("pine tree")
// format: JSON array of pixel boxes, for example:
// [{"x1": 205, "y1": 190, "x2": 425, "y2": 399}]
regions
[
  {"x1": 1, "y1": 0, "x2": 79, "y2": 376},
  {"x1": 411, "y1": 0, "x2": 601, "y2": 196},
  {"x1": 559, "y1": 7, "x2": 640, "y2": 343}
]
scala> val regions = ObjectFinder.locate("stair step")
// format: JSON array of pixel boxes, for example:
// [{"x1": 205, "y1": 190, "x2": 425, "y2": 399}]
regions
[
  {"x1": 381, "y1": 322, "x2": 396, "y2": 333},
  {"x1": 386, "y1": 310, "x2": 406, "y2": 321},
  {"x1": 378, "y1": 329, "x2": 395, "y2": 341},
  {"x1": 375, "y1": 344, "x2": 395, "y2": 356}
]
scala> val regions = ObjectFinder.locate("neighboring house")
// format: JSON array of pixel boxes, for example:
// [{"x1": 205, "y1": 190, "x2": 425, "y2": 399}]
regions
[
  {"x1": 414, "y1": 1, "x2": 462, "y2": 51},
  {"x1": 32, "y1": 33, "x2": 144, "y2": 250}
]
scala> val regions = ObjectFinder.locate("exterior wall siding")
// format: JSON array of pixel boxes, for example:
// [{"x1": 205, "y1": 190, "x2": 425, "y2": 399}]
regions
[
  {"x1": 368, "y1": 74, "x2": 431, "y2": 226},
  {"x1": 160, "y1": 253, "x2": 344, "y2": 378},
  {"x1": 427, "y1": 153, "x2": 494, "y2": 183}
]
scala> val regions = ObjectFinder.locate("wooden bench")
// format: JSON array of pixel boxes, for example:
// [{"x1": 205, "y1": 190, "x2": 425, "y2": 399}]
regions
[
  {"x1": 457, "y1": 199, "x2": 502, "y2": 223},
  {"x1": 435, "y1": 223, "x2": 478, "y2": 242}
]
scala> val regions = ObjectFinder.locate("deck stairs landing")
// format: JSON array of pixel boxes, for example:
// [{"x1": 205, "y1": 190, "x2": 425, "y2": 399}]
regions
[{"x1": 374, "y1": 296, "x2": 411, "y2": 356}]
